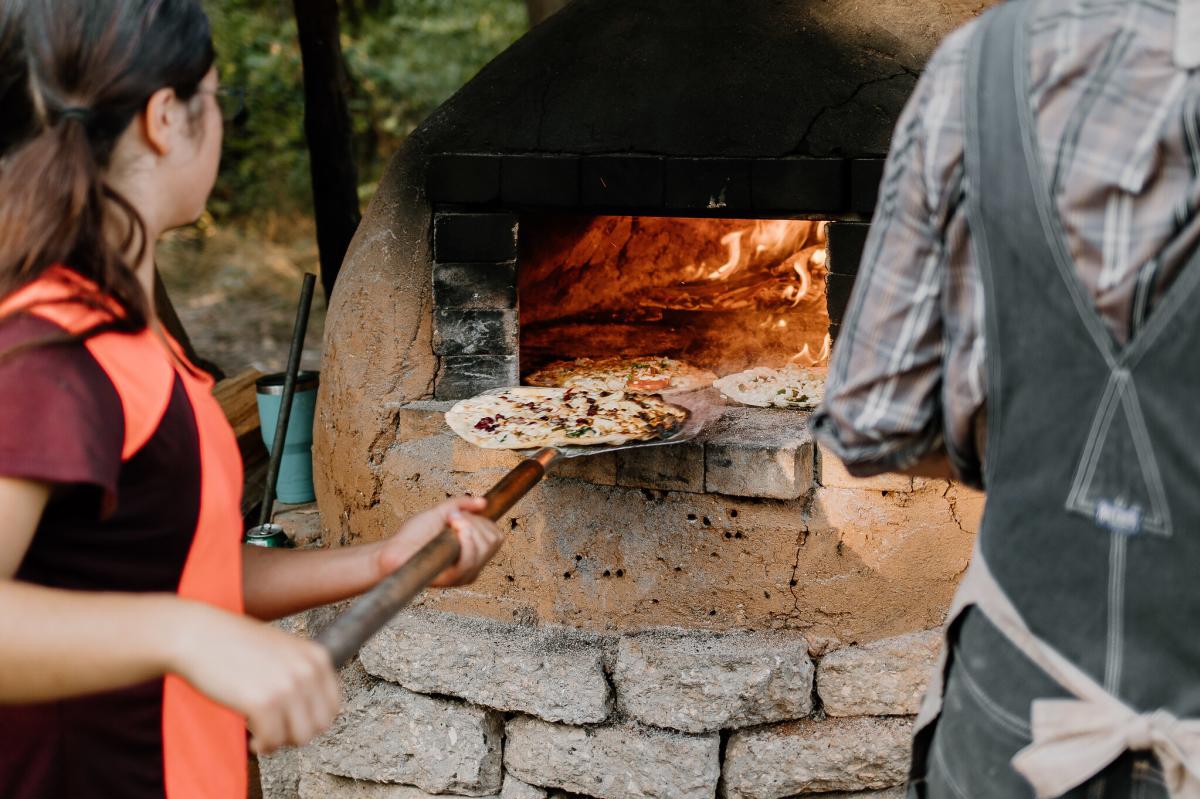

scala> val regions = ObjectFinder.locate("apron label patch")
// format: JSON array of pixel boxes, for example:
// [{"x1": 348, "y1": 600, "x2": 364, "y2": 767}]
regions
[
  {"x1": 1065, "y1": 370, "x2": 1172, "y2": 537},
  {"x1": 1094, "y1": 498, "x2": 1142, "y2": 535}
]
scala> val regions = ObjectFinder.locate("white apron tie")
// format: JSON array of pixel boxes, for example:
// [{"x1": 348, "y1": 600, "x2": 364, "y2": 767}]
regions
[
  {"x1": 918, "y1": 549, "x2": 1200, "y2": 799},
  {"x1": 1014, "y1": 698, "x2": 1200, "y2": 799}
]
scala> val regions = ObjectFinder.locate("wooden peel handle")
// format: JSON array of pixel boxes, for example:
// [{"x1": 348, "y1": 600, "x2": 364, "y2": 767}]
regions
[
  {"x1": 316, "y1": 449, "x2": 557, "y2": 666},
  {"x1": 483, "y1": 450, "x2": 556, "y2": 518}
]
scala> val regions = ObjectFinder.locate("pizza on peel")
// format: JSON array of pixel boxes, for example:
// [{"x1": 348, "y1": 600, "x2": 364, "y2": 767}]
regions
[{"x1": 446, "y1": 387, "x2": 689, "y2": 450}]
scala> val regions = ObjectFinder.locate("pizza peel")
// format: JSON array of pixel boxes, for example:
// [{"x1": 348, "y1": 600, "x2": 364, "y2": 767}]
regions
[{"x1": 316, "y1": 389, "x2": 724, "y2": 665}]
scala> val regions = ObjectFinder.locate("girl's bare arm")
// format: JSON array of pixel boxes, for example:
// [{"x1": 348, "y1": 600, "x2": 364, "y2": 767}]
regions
[
  {"x1": 0, "y1": 476, "x2": 338, "y2": 752},
  {"x1": 241, "y1": 496, "x2": 504, "y2": 621}
]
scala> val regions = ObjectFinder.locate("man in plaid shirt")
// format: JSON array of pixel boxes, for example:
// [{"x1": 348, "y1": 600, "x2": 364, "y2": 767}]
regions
[
  {"x1": 814, "y1": 0, "x2": 1200, "y2": 795},
  {"x1": 815, "y1": 0, "x2": 1200, "y2": 488}
]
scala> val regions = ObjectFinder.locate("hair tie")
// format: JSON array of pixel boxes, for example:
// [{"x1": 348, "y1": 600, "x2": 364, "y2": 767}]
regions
[{"x1": 59, "y1": 107, "x2": 93, "y2": 124}]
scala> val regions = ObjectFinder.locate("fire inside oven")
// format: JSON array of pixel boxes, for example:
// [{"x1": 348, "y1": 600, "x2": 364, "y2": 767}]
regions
[{"x1": 517, "y1": 215, "x2": 831, "y2": 379}]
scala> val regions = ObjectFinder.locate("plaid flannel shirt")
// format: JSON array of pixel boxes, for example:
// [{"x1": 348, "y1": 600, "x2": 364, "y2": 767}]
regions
[{"x1": 813, "y1": 0, "x2": 1200, "y2": 487}]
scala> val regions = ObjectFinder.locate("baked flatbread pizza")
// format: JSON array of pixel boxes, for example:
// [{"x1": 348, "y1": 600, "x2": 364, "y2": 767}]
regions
[
  {"x1": 525, "y1": 356, "x2": 716, "y2": 393},
  {"x1": 714, "y1": 366, "x2": 825, "y2": 409},
  {"x1": 446, "y1": 387, "x2": 689, "y2": 449}
]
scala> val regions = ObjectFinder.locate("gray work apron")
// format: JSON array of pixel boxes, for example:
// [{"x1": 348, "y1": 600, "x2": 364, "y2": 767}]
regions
[{"x1": 909, "y1": 3, "x2": 1200, "y2": 798}]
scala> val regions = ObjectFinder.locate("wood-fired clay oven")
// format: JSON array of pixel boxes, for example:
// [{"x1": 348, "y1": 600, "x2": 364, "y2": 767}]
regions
[{"x1": 284, "y1": 2, "x2": 992, "y2": 798}]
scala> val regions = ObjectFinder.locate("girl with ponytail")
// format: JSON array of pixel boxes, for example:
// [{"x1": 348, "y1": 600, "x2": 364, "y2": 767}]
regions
[{"x1": 0, "y1": 3, "x2": 504, "y2": 797}]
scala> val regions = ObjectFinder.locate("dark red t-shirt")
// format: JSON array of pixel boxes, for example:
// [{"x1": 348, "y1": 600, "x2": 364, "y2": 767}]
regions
[{"x1": 0, "y1": 270, "x2": 247, "y2": 799}]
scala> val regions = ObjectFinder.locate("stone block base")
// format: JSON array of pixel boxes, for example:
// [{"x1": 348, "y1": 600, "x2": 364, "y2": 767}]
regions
[
  {"x1": 298, "y1": 771, "x2": 550, "y2": 799},
  {"x1": 359, "y1": 608, "x2": 612, "y2": 724},
  {"x1": 504, "y1": 716, "x2": 720, "y2": 799},
  {"x1": 271, "y1": 607, "x2": 935, "y2": 799},
  {"x1": 309, "y1": 683, "x2": 503, "y2": 795},
  {"x1": 722, "y1": 717, "x2": 913, "y2": 798},
  {"x1": 613, "y1": 630, "x2": 813, "y2": 733},
  {"x1": 817, "y1": 629, "x2": 942, "y2": 717}
]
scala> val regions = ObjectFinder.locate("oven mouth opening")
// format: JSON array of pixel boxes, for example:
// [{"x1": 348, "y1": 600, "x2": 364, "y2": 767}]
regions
[{"x1": 518, "y1": 214, "x2": 831, "y2": 383}]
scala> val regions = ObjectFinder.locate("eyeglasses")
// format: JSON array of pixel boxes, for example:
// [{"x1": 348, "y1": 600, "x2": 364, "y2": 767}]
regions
[
  {"x1": 217, "y1": 86, "x2": 247, "y2": 124},
  {"x1": 201, "y1": 86, "x2": 247, "y2": 124}
]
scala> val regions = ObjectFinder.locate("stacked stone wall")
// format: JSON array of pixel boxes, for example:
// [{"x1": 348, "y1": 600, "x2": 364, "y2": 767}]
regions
[{"x1": 261, "y1": 606, "x2": 942, "y2": 799}]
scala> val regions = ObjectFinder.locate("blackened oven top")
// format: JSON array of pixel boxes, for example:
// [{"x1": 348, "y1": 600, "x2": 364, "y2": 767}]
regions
[{"x1": 420, "y1": 0, "x2": 981, "y2": 160}]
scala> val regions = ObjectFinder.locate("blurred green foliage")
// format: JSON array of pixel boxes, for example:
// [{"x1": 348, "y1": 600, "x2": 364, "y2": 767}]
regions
[{"x1": 206, "y1": 0, "x2": 526, "y2": 218}]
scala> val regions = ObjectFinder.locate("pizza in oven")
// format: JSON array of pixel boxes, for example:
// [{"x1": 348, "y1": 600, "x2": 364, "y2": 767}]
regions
[
  {"x1": 525, "y1": 356, "x2": 717, "y2": 393},
  {"x1": 713, "y1": 365, "x2": 825, "y2": 409},
  {"x1": 445, "y1": 387, "x2": 689, "y2": 449}
]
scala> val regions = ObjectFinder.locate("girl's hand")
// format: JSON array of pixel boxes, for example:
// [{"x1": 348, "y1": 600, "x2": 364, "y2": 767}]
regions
[
  {"x1": 168, "y1": 604, "x2": 341, "y2": 754},
  {"x1": 375, "y1": 497, "x2": 505, "y2": 588}
]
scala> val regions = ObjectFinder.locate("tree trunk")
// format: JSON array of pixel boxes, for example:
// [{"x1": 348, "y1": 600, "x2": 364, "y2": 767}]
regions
[
  {"x1": 292, "y1": 0, "x2": 361, "y2": 300},
  {"x1": 526, "y1": 0, "x2": 568, "y2": 26}
]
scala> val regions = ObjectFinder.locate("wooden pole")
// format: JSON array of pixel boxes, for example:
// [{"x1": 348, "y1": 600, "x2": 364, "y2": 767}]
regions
[{"x1": 292, "y1": 0, "x2": 361, "y2": 300}]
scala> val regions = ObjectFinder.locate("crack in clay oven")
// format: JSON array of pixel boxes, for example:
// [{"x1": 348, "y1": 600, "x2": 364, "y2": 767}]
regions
[
  {"x1": 794, "y1": 69, "x2": 914, "y2": 155},
  {"x1": 361, "y1": 409, "x2": 402, "y2": 515},
  {"x1": 785, "y1": 527, "x2": 810, "y2": 623},
  {"x1": 941, "y1": 482, "x2": 970, "y2": 537}
]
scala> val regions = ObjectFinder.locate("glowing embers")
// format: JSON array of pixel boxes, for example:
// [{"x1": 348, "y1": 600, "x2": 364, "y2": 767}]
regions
[{"x1": 518, "y1": 216, "x2": 831, "y2": 376}]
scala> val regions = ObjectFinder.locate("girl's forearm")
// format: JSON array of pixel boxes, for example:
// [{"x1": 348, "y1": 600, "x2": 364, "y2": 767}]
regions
[
  {"x1": 241, "y1": 542, "x2": 383, "y2": 621},
  {"x1": 0, "y1": 581, "x2": 195, "y2": 703},
  {"x1": 241, "y1": 498, "x2": 499, "y2": 621}
]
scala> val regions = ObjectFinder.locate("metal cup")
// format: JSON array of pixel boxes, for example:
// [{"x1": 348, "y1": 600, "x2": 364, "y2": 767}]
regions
[{"x1": 256, "y1": 371, "x2": 319, "y2": 504}]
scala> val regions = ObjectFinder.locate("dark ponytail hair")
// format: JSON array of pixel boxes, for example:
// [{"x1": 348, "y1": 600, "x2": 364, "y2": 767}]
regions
[
  {"x1": 0, "y1": 0, "x2": 215, "y2": 336},
  {"x1": 0, "y1": 2, "x2": 34, "y2": 157}
]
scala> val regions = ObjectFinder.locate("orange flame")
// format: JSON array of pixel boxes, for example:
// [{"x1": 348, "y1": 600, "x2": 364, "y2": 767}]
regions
[
  {"x1": 675, "y1": 219, "x2": 827, "y2": 312},
  {"x1": 789, "y1": 333, "x2": 832, "y2": 367},
  {"x1": 707, "y1": 230, "x2": 745, "y2": 280}
]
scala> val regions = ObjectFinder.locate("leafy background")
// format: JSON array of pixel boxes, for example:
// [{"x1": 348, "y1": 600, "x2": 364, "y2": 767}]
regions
[
  {"x1": 162, "y1": 0, "x2": 528, "y2": 374},
  {"x1": 206, "y1": 0, "x2": 526, "y2": 218}
]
